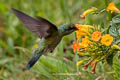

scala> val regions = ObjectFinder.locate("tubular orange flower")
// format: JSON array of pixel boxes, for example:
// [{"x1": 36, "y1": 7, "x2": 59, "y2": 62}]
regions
[
  {"x1": 101, "y1": 34, "x2": 113, "y2": 46},
  {"x1": 80, "y1": 7, "x2": 97, "y2": 19},
  {"x1": 92, "y1": 31, "x2": 101, "y2": 41},
  {"x1": 72, "y1": 41, "x2": 80, "y2": 53},
  {"x1": 81, "y1": 37, "x2": 91, "y2": 48},
  {"x1": 75, "y1": 30, "x2": 86, "y2": 41},
  {"x1": 80, "y1": 28, "x2": 90, "y2": 35},
  {"x1": 75, "y1": 24, "x2": 93, "y2": 41},
  {"x1": 75, "y1": 24, "x2": 94, "y2": 29},
  {"x1": 75, "y1": 28, "x2": 90, "y2": 40},
  {"x1": 107, "y1": 2, "x2": 120, "y2": 13}
]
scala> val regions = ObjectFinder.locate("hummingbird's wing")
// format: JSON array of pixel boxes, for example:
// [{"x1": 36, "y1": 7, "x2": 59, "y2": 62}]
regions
[{"x1": 12, "y1": 8, "x2": 58, "y2": 38}]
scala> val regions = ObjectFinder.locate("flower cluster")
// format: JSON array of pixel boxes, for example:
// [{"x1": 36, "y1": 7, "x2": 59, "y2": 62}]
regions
[
  {"x1": 80, "y1": 2, "x2": 120, "y2": 19},
  {"x1": 73, "y1": 2, "x2": 120, "y2": 74},
  {"x1": 73, "y1": 24, "x2": 119, "y2": 74},
  {"x1": 107, "y1": 2, "x2": 120, "y2": 13}
]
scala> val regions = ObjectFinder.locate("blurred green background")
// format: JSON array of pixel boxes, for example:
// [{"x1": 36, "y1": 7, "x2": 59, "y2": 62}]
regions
[{"x1": 0, "y1": 0, "x2": 120, "y2": 80}]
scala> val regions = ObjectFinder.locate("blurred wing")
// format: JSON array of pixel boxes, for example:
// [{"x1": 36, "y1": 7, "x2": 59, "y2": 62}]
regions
[{"x1": 12, "y1": 8, "x2": 58, "y2": 38}]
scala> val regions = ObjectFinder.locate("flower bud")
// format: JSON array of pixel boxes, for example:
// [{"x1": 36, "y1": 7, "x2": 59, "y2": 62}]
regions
[
  {"x1": 80, "y1": 7, "x2": 98, "y2": 19},
  {"x1": 111, "y1": 44, "x2": 120, "y2": 50},
  {"x1": 76, "y1": 59, "x2": 88, "y2": 67}
]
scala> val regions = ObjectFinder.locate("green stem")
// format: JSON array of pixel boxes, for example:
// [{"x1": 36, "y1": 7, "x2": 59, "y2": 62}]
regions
[
  {"x1": 104, "y1": 0, "x2": 109, "y2": 7},
  {"x1": 104, "y1": 0, "x2": 112, "y2": 21},
  {"x1": 74, "y1": 32, "x2": 79, "y2": 72}
]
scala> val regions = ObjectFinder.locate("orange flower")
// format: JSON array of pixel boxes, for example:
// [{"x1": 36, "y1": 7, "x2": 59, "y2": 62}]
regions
[
  {"x1": 80, "y1": 37, "x2": 91, "y2": 48},
  {"x1": 107, "y1": 2, "x2": 120, "y2": 13},
  {"x1": 80, "y1": 7, "x2": 97, "y2": 19},
  {"x1": 76, "y1": 30, "x2": 86, "y2": 41},
  {"x1": 101, "y1": 34, "x2": 113, "y2": 46},
  {"x1": 75, "y1": 24, "x2": 94, "y2": 29},
  {"x1": 75, "y1": 24, "x2": 94, "y2": 41},
  {"x1": 72, "y1": 41, "x2": 80, "y2": 53},
  {"x1": 92, "y1": 31, "x2": 101, "y2": 41}
]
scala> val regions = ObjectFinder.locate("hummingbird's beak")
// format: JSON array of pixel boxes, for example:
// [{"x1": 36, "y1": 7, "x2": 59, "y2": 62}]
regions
[
  {"x1": 74, "y1": 25, "x2": 79, "y2": 30},
  {"x1": 76, "y1": 27, "x2": 79, "y2": 30}
]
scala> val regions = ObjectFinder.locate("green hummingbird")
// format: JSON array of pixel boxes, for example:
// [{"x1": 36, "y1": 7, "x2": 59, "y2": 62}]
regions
[{"x1": 12, "y1": 8, "x2": 78, "y2": 70}]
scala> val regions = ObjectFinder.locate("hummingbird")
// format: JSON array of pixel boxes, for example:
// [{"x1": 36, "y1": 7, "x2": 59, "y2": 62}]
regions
[{"x1": 12, "y1": 8, "x2": 78, "y2": 70}]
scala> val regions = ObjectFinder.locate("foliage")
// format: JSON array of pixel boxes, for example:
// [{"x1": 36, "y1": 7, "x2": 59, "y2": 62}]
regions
[{"x1": 0, "y1": 0, "x2": 120, "y2": 80}]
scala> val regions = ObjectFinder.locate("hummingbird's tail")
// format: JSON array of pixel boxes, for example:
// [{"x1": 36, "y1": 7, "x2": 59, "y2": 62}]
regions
[{"x1": 26, "y1": 49, "x2": 46, "y2": 70}]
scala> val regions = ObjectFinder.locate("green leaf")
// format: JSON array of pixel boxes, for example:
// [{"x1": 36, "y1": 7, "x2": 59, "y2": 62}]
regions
[
  {"x1": 112, "y1": 15, "x2": 120, "y2": 24},
  {"x1": 112, "y1": 17, "x2": 120, "y2": 24},
  {"x1": 115, "y1": 39, "x2": 120, "y2": 44},
  {"x1": 109, "y1": 24, "x2": 119, "y2": 37},
  {"x1": 0, "y1": 58, "x2": 12, "y2": 65},
  {"x1": 0, "y1": 2, "x2": 7, "y2": 14},
  {"x1": 106, "y1": 51, "x2": 115, "y2": 68},
  {"x1": 100, "y1": 21, "x2": 105, "y2": 29}
]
